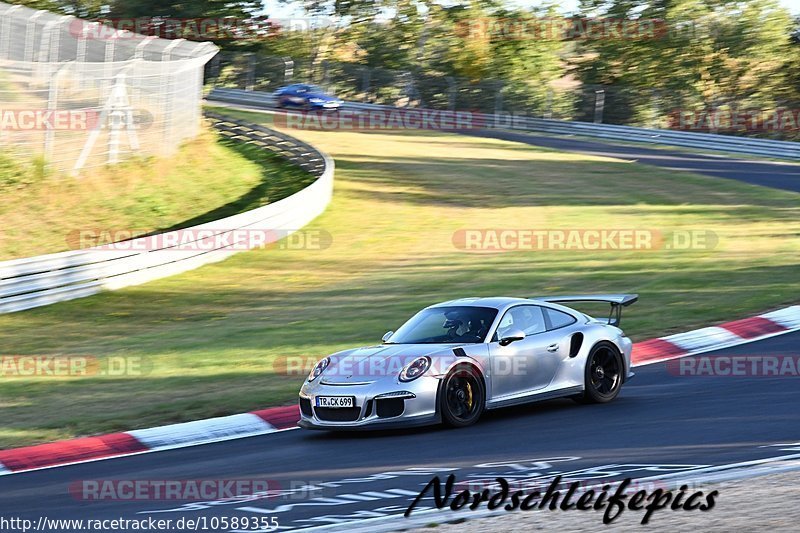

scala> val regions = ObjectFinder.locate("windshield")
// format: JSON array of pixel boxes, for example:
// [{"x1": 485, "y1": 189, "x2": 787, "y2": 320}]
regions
[
  {"x1": 387, "y1": 306, "x2": 497, "y2": 344},
  {"x1": 298, "y1": 84, "x2": 324, "y2": 93}
]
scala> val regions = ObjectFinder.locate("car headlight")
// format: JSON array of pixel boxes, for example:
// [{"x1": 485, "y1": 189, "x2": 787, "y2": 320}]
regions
[
  {"x1": 399, "y1": 356, "x2": 431, "y2": 382},
  {"x1": 308, "y1": 357, "x2": 330, "y2": 382},
  {"x1": 309, "y1": 97, "x2": 324, "y2": 103}
]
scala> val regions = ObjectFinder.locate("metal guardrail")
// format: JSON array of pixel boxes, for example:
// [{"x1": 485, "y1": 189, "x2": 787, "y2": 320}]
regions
[
  {"x1": 207, "y1": 87, "x2": 800, "y2": 160},
  {"x1": 0, "y1": 113, "x2": 334, "y2": 314}
]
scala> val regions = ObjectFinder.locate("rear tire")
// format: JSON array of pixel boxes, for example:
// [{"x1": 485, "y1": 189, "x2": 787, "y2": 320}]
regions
[
  {"x1": 577, "y1": 342, "x2": 623, "y2": 404},
  {"x1": 440, "y1": 364, "x2": 485, "y2": 427}
]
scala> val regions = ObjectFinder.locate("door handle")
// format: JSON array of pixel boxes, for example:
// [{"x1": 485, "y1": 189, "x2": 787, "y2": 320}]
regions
[{"x1": 547, "y1": 344, "x2": 559, "y2": 352}]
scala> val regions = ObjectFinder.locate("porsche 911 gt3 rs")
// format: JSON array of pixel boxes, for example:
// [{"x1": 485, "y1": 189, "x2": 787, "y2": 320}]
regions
[{"x1": 298, "y1": 294, "x2": 637, "y2": 430}]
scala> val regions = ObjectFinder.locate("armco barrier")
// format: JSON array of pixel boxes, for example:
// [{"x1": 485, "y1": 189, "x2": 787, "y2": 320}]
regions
[
  {"x1": 0, "y1": 113, "x2": 334, "y2": 314},
  {"x1": 207, "y1": 87, "x2": 800, "y2": 160}
]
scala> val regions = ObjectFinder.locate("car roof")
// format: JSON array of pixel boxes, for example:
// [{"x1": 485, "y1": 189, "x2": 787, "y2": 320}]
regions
[{"x1": 429, "y1": 296, "x2": 572, "y2": 312}]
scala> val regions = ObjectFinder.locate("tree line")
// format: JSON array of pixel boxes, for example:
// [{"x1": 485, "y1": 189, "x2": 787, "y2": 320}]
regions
[{"x1": 9, "y1": 0, "x2": 800, "y2": 137}]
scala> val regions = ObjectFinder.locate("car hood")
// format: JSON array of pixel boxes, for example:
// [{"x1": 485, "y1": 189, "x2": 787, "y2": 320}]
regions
[{"x1": 322, "y1": 343, "x2": 463, "y2": 384}]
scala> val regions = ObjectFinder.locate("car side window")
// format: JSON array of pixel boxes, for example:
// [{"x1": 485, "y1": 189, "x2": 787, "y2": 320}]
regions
[
  {"x1": 494, "y1": 305, "x2": 547, "y2": 341},
  {"x1": 544, "y1": 308, "x2": 577, "y2": 330}
]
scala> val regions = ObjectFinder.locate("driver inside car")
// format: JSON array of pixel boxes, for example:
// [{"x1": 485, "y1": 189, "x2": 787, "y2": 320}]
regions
[{"x1": 464, "y1": 318, "x2": 487, "y2": 340}]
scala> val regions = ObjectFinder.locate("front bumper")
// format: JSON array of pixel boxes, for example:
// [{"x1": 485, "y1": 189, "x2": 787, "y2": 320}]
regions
[
  {"x1": 298, "y1": 413, "x2": 438, "y2": 430},
  {"x1": 298, "y1": 375, "x2": 440, "y2": 430},
  {"x1": 309, "y1": 101, "x2": 341, "y2": 110}
]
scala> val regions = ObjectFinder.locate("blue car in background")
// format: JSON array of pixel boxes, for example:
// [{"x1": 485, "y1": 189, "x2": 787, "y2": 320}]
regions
[{"x1": 275, "y1": 84, "x2": 342, "y2": 110}]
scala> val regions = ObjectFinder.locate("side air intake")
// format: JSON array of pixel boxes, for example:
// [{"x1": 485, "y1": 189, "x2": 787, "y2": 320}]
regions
[{"x1": 569, "y1": 333, "x2": 584, "y2": 357}]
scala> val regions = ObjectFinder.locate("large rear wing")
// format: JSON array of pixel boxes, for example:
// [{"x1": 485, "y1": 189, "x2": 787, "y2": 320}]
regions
[{"x1": 531, "y1": 294, "x2": 638, "y2": 327}]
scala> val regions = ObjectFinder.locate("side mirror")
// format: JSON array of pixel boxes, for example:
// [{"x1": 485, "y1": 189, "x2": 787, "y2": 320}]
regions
[
  {"x1": 499, "y1": 329, "x2": 526, "y2": 346},
  {"x1": 381, "y1": 331, "x2": 394, "y2": 343}
]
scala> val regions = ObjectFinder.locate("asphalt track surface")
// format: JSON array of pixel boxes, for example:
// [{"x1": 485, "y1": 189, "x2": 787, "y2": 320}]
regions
[
  {"x1": 209, "y1": 102, "x2": 800, "y2": 194},
  {"x1": 461, "y1": 129, "x2": 800, "y2": 193},
  {"x1": 1, "y1": 332, "x2": 798, "y2": 531}
]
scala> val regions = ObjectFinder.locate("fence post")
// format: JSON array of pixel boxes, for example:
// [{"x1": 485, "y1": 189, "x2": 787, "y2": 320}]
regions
[
  {"x1": 134, "y1": 35, "x2": 157, "y2": 59},
  {"x1": 0, "y1": 5, "x2": 23, "y2": 59},
  {"x1": 75, "y1": 21, "x2": 93, "y2": 89},
  {"x1": 103, "y1": 37, "x2": 116, "y2": 100},
  {"x1": 107, "y1": 73, "x2": 128, "y2": 164},
  {"x1": 24, "y1": 10, "x2": 47, "y2": 68},
  {"x1": 160, "y1": 39, "x2": 185, "y2": 149},
  {"x1": 41, "y1": 16, "x2": 72, "y2": 62},
  {"x1": 209, "y1": 52, "x2": 221, "y2": 82},
  {"x1": 44, "y1": 62, "x2": 71, "y2": 164}
]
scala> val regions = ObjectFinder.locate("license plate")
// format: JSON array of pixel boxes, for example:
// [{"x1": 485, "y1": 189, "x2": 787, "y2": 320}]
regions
[{"x1": 315, "y1": 396, "x2": 355, "y2": 408}]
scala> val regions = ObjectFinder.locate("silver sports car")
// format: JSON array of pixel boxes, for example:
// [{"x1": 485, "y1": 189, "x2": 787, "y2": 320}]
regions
[{"x1": 298, "y1": 294, "x2": 637, "y2": 430}]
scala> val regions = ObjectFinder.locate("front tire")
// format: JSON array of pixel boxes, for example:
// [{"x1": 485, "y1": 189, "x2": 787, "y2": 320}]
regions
[
  {"x1": 440, "y1": 364, "x2": 485, "y2": 427},
  {"x1": 578, "y1": 342, "x2": 623, "y2": 404}
]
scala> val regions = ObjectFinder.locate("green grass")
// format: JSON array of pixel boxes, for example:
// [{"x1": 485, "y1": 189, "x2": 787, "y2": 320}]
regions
[
  {"x1": 0, "y1": 128, "x2": 312, "y2": 260},
  {"x1": 0, "y1": 110, "x2": 798, "y2": 448}
]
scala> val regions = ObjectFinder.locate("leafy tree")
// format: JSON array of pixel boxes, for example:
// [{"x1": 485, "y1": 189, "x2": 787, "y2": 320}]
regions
[{"x1": 574, "y1": 0, "x2": 795, "y2": 129}]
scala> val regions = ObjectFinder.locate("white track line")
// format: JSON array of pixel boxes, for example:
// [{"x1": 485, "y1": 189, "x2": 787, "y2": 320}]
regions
[
  {"x1": 0, "y1": 427, "x2": 299, "y2": 477},
  {"x1": 293, "y1": 453, "x2": 800, "y2": 533}
]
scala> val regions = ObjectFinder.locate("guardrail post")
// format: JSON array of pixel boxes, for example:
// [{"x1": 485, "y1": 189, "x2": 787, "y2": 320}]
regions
[
  {"x1": 283, "y1": 56, "x2": 294, "y2": 84},
  {"x1": 651, "y1": 88, "x2": 660, "y2": 129},
  {"x1": 708, "y1": 106, "x2": 718, "y2": 134},
  {"x1": 245, "y1": 52, "x2": 256, "y2": 91},
  {"x1": 494, "y1": 80, "x2": 503, "y2": 115},
  {"x1": 446, "y1": 76, "x2": 457, "y2": 111},
  {"x1": 361, "y1": 66, "x2": 371, "y2": 102},
  {"x1": 594, "y1": 89, "x2": 605, "y2": 124},
  {"x1": 544, "y1": 89, "x2": 553, "y2": 119},
  {"x1": 320, "y1": 60, "x2": 330, "y2": 90}
]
